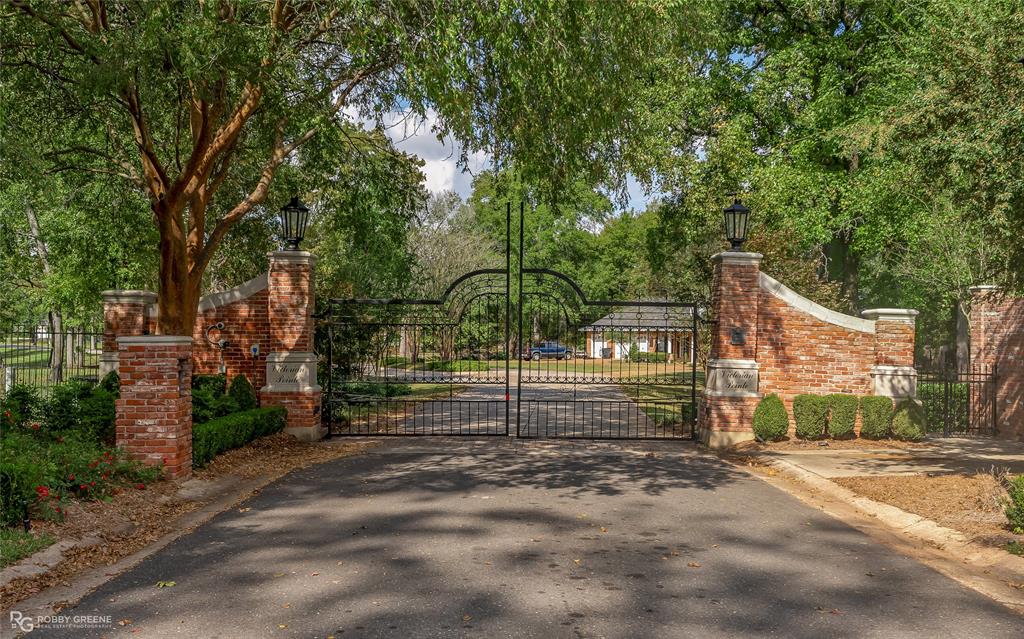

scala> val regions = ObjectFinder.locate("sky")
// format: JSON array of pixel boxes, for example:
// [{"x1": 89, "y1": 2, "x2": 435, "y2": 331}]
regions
[{"x1": 373, "y1": 109, "x2": 654, "y2": 212}]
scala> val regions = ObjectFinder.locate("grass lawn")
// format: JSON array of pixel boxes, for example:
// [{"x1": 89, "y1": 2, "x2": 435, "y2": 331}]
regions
[
  {"x1": 616, "y1": 380, "x2": 704, "y2": 426},
  {"x1": 0, "y1": 529, "x2": 56, "y2": 568}
]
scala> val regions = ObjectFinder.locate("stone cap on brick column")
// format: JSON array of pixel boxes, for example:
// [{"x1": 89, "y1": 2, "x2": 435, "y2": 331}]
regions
[
  {"x1": 268, "y1": 250, "x2": 317, "y2": 266},
  {"x1": 860, "y1": 308, "x2": 919, "y2": 323},
  {"x1": 710, "y1": 251, "x2": 763, "y2": 266},
  {"x1": 102, "y1": 290, "x2": 157, "y2": 305},
  {"x1": 116, "y1": 335, "x2": 194, "y2": 345}
]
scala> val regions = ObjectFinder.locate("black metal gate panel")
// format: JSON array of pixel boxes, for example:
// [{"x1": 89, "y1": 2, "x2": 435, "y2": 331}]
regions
[
  {"x1": 317, "y1": 203, "x2": 699, "y2": 440},
  {"x1": 916, "y1": 364, "x2": 998, "y2": 437}
]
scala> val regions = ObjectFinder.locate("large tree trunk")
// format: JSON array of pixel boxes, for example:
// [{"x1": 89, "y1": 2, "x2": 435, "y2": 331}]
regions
[{"x1": 156, "y1": 210, "x2": 203, "y2": 336}]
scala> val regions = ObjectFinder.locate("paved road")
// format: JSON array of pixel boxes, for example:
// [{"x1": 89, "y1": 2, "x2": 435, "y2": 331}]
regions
[{"x1": 32, "y1": 441, "x2": 1021, "y2": 638}]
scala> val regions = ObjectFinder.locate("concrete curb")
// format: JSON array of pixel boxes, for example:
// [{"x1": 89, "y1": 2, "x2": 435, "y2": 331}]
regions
[
  {"x1": 767, "y1": 457, "x2": 975, "y2": 547},
  {"x1": 760, "y1": 456, "x2": 1024, "y2": 611}
]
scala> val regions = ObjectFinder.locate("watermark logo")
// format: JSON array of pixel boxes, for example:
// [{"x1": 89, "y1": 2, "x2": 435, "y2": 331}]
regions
[
  {"x1": 9, "y1": 610, "x2": 113, "y2": 632},
  {"x1": 9, "y1": 612, "x2": 33, "y2": 632}
]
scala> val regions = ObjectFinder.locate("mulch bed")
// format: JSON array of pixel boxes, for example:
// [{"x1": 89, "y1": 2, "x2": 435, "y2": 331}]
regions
[
  {"x1": 833, "y1": 473, "x2": 1024, "y2": 550},
  {"x1": 0, "y1": 435, "x2": 373, "y2": 611},
  {"x1": 732, "y1": 437, "x2": 928, "y2": 452}
]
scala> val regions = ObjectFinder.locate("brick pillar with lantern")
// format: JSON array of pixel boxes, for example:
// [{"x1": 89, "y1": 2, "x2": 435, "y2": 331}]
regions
[
  {"x1": 259, "y1": 198, "x2": 324, "y2": 441},
  {"x1": 698, "y1": 198, "x2": 762, "y2": 447}
]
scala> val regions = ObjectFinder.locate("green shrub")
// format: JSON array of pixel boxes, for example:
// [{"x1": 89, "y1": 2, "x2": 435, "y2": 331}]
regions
[
  {"x1": 1, "y1": 384, "x2": 42, "y2": 429},
  {"x1": 383, "y1": 356, "x2": 409, "y2": 367},
  {"x1": 227, "y1": 374, "x2": 258, "y2": 411},
  {"x1": 752, "y1": 394, "x2": 789, "y2": 442},
  {"x1": 0, "y1": 431, "x2": 160, "y2": 519},
  {"x1": 342, "y1": 382, "x2": 412, "y2": 398},
  {"x1": 633, "y1": 352, "x2": 669, "y2": 363},
  {"x1": 423, "y1": 360, "x2": 489, "y2": 372},
  {"x1": 192, "y1": 407, "x2": 287, "y2": 467},
  {"x1": 628, "y1": 343, "x2": 640, "y2": 362},
  {"x1": 98, "y1": 371, "x2": 120, "y2": 394},
  {"x1": 42, "y1": 380, "x2": 94, "y2": 432},
  {"x1": 192, "y1": 374, "x2": 227, "y2": 395},
  {"x1": 826, "y1": 394, "x2": 858, "y2": 439},
  {"x1": 891, "y1": 400, "x2": 927, "y2": 441},
  {"x1": 78, "y1": 389, "x2": 117, "y2": 444},
  {"x1": 793, "y1": 394, "x2": 828, "y2": 439},
  {"x1": 860, "y1": 396, "x2": 894, "y2": 439},
  {"x1": 192, "y1": 388, "x2": 239, "y2": 425},
  {"x1": 1003, "y1": 475, "x2": 1024, "y2": 534}
]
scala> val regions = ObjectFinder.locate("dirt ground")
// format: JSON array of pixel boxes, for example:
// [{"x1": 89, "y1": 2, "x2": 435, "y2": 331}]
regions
[
  {"x1": 833, "y1": 473, "x2": 1024, "y2": 550},
  {"x1": 733, "y1": 437, "x2": 929, "y2": 452},
  {"x1": 0, "y1": 435, "x2": 373, "y2": 611}
]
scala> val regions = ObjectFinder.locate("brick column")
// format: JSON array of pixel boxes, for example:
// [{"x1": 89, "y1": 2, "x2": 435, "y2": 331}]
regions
[
  {"x1": 100, "y1": 290, "x2": 157, "y2": 376},
  {"x1": 861, "y1": 309, "x2": 918, "y2": 398},
  {"x1": 699, "y1": 252, "x2": 763, "y2": 447},
  {"x1": 969, "y1": 285, "x2": 1000, "y2": 367},
  {"x1": 116, "y1": 336, "x2": 193, "y2": 479},
  {"x1": 259, "y1": 251, "x2": 324, "y2": 441}
]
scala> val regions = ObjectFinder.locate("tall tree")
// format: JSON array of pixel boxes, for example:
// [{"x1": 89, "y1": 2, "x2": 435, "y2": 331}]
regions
[{"x1": 3, "y1": 0, "x2": 670, "y2": 334}]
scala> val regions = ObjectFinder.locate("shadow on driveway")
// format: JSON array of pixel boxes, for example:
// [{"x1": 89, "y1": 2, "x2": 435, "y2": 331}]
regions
[{"x1": 31, "y1": 441, "x2": 1022, "y2": 638}]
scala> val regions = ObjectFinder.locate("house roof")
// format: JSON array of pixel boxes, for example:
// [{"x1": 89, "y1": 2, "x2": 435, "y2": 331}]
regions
[{"x1": 581, "y1": 305, "x2": 694, "y2": 331}]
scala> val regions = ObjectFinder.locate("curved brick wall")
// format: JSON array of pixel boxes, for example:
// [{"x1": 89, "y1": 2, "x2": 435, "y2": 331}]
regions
[{"x1": 757, "y1": 273, "x2": 875, "y2": 404}]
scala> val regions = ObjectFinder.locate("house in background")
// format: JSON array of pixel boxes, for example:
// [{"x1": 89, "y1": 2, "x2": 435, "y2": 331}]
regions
[{"x1": 580, "y1": 305, "x2": 695, "y2": 362}]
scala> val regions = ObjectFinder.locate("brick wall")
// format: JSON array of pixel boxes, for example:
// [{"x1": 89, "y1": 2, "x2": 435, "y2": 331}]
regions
[
  {"x1": 700, "y1": 252, "x2": 917, "y2": 446},
  {"x1": 970, "y1": 286, "x2": 1024, "y2": 440},
  {"x1": 160, "y1": 275, "x2": 270, "y2": 388},
  {"x1": 756, "y1": 277, "x2": 875, "y2": 408}
]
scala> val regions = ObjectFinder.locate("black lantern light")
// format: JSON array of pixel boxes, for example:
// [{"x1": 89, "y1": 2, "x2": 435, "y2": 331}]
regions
[
  {"x1": 723, "y1": 196, "x2": 750, "y2": 252},
  {"x1": 279, "y1": 196, "x2": 310, "y2": 251}
]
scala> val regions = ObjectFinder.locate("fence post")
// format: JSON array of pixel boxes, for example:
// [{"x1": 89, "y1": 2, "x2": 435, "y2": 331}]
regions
[{"x1": 942, "y1": 362, "x2": 950, "y2": 437}]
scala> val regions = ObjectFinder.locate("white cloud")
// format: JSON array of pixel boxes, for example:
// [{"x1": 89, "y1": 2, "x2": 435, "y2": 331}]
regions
[{"x1": 346, "y1": 107, "x2": 655, "y2": 210}]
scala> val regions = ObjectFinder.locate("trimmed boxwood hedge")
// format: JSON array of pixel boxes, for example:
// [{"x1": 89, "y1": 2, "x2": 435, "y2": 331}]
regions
[
  {"x1": 752, "y1": 394, "x2": 789, "y2": 442},
  {"x1": 192, "y1": 407, "x2": 287, "y2": 468},
  {"x1": 891, "y1": 399, "x2": 926, "y2": 441},
  {"x1": 793, "y1": 394, "x2": 828, "y2": 439},
  {"x1": 860, "y1": 396, "x2": 894, "y2": 439},
  {"x1": 826, "y1": 394, "x2": 858, "y2": 439},
  {"x1": 227, "y1": 374, "x2": 258, "y2": 411}
]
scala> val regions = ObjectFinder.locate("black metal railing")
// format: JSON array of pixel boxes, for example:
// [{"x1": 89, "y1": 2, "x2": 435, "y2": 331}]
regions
[
  {"x1": 330, "y1": 399, "x2": 508, "y2": 436},
  {"x1": 0, "y1": 324, "x2": 104, "y2": 397},
  {"x1": 916, "y1": 364, "x2": 998, "y2": 437},
  {"x1": 518, "y1": 400, "x2": 691, "y2": 439}
]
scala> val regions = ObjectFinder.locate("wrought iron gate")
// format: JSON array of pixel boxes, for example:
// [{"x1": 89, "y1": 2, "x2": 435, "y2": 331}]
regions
[
  {"x1": 916, "y1": 364, "x2": 998, "y2": 437},
  {"x1": 318, "y1": 203, "x2": 699, "y2": 439}
]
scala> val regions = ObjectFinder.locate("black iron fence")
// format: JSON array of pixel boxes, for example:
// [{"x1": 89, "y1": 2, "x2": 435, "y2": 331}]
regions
[
  {"x1": 0, "y1": 324, "x2": 104, "y2": 397},
  {"x1": 916, "y1": 364, "x2": 997, "y2": 437}
]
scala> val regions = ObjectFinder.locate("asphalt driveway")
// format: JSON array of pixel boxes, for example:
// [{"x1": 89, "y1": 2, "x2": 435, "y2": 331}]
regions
[{"x1": 29, "y1": 440, "x2": 1022, "y2": 638}]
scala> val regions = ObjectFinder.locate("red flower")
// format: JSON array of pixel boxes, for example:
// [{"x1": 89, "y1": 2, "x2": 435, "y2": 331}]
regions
[
  {"x1": 35, "y1": 486, "x2": 49, "y2": 498},
  {"x1": 30, "y1": 422, "x2": 40, "y2": 430},
  {"x1": 89, "y1": 460, "x2": 99, "y2": 468},
  {"x1": 89, "y1": 481, "x2": 96, "y2": 487},
  {"x1": 101, "y1": 473, "x2": 108, "y2": 480},
  {"x1": 135, "y1": 483, "x2": 146, "y2": 490},
  {"x1": 79, "y1": 484, "x2": 88, "y2": 491},
  {"x1": 54, "y1": 506, "x2": 61, "y2": 514},
  {"x1": 68, "y1": 474, "x2": 75, "y2": 481}
]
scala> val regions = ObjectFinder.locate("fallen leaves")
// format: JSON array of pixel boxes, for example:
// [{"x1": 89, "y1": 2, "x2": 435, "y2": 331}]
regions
[
  {"x1": 155, "y1": 580, "x2": 176, "y2": 588},
  {"x1": 687, "y1": 562, "x2": 701, "y2": 568}
]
